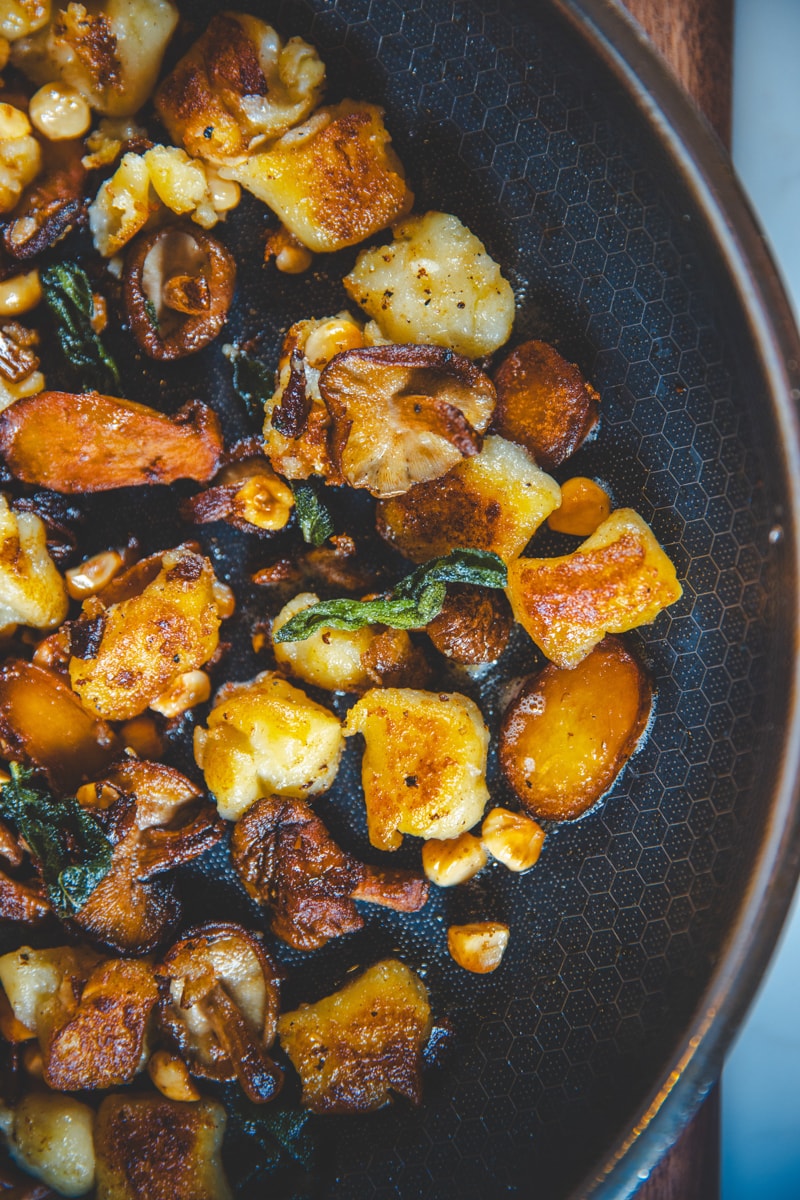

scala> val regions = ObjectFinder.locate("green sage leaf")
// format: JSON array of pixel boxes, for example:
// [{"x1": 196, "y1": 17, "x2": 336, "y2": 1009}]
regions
[
  {"x1": 41, "y1": 262, "x2": 121, "y2": 394},
  {"x1": 291, "y1": 482, "x2": 334, "y2": 547},
  {"x1": 223, "y1": 345, "x2": 273, "y2": 425},
  {"x1": 0, "y1": 763, "x2": 113, "y2": 917},
  {"x1": 274, "y1": 547, "x2": 506, "y2": 642}
]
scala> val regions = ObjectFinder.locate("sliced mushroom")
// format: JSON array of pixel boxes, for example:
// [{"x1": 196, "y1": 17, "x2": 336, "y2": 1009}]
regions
[
  {"x1": 251, "y1": 536, "x2": 387, "y2": 597},
  {"x1": 231, "y1": 795, "x2": 428, "y2": 951},
  {"x1": 0, "y1": 391, "x2": 223, "y2": 492},
  {"x1": 319, "y1": 344, "x2": 495, "y2": 497},
  {"x1": 37, "y1": 957, "x2": 158, "y2": 1091},
  {"x1": 425, "y1": 585, "x2": 513, "y2": 664},
  {"x1": 124, "y1": 225, "x2": 236, "y2": 360},
  {"x1": 492, "y1": 339, "x2": 600, "y2": 471},
  {"x1": 68, "y1": 544, "x2": 226, "y2": 722},
  {"x1": 95, "y1": 1094, "x2": 232, "y2": 1200},
  {"x1": 262, "y1": 312, "x2": 366, "y2": 483},
  {"x1": 499, "y1": 637, "x2": 653, "y2": 821},
  {"x1": 12, "y1": 491, "x2": 83, "y2": 567},
  {"x1": 156, "y1": 922, "x2": 283, "y2": 1104},
  {"x1": 180, "y1": 457, "x2": 294, "y2": 534},
  {"x1": 0, "y1": 322, "x2": 38, "y2": 381},
  {"x1": 71, "y1": 759, "x2": 225, "y2": 955},
  {"x1": 1, "y1": 140, "x2": 87, "y2": 264},
  {"x1": 277, "y1": 959, "x2": 432, "y2": 1114},
  {"x1": 0, "y1": 659, "x2": 120, "y2": 793}
]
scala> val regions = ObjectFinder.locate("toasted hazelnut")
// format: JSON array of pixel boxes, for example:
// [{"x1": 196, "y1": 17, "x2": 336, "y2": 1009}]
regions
[
  {"x1": 148, "y1": 1050, "x2": 200, "y2": 1103},
  {"x1": 0, "y1": 270, "x2": 41, "y2": 316},
  {"x1": 21, "y1": 1043, "x2": 43, "y2": 1078},
  {"x1": 150, "y1": 670, "x2": 211, "y2": 718},
  {"x1": 481, "y1": 807, "x2": 545, "y2": 872},
  {"x1": 211, "y1": 579, "x2": 235, "y2": 619},
  {"x1": 29, "y1": 82, "x2": 91, "y2": 141},
  {"x1": 421, "y1": 832, "x2": 487, "y2": 887},
  {"x1": 66, "y1": 549, "x2": 124, "y2": 600},
  {"x1": 265, "y1": 226, "x2": 314, "y2": 275},
  {"x1": 447, "y1": 921, "x2": 510, "y2": 974},
  {"x1": 548, "y1": 476, "x2": 611, "y2": 537}
]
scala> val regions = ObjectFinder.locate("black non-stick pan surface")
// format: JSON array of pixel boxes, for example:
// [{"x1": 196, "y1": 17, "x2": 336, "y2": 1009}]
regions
[{"x1": 18, "y1": 0, "x2": 800, "y2": 1197}]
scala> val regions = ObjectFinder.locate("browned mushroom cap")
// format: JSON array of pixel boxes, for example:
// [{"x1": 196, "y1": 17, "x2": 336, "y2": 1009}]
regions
[
  {"x1": 0, "y1": 659, "x2": 120, "y2": 794},
  {"x1": 156, "y1": 921, "x2": 283, "y2": 1104},
  {"x1": 492, "y1": 340, "x2": 600, "y2": 471},
  {"x1": 180, "y1": 457, "x2": 294, "y2": 535},
  {"x1": 231, "y1": 795, "x2": 428, "y2": 952},
  {"x1": 425, "y1": 585, "x2": 513, "y2": 664},
  {"x1": 251, "y1": 536, "x2": 388, "y2": 596},
  {"x1": 71, "y1": 760, "x2": 225, "y2": 955},
  {"x1": 124, "y1": 225, "x2": 236, "y2": 361},
  {"x1": 38, "y1": 957, "x2": 158, "y2": 1091},
  {"x1": 0, "y1": 818, "x2": 50, "y2": 927},
  {"x1": 1, "y1": 141, "x2": 88, "y2": 264},
  {"x1": 319, "y1": 344, "x2": 496, "y2": 497},
  {"x1": 0, "y1": 392, "x2": 223, "y2": 492}
]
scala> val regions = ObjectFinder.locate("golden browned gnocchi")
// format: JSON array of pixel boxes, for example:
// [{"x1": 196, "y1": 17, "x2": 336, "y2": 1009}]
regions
[
  {"x1": 68, "y1": 545, "x2": 225, "y2": 721},
  {"x1": 505, "y1": 507, "x2": 683, "y2": 668},
  {"x1": 344, "y1": 687, "x2": 490, "y2": 850},
  {"x1": 277, "y1": 959, "x2": 431, "y2": 1114},
  {"x1": 377, "y1": 435, "x2": 561, "y2": 563},
  {"x1": 155, "y1": 10, "x2": 324, "y2": 164},
  {"x1": 225, "y1": 100, "x2": 412, "y2": 253},
  {"x1": 11, "y1": 0, "x2": 179, "y2": 117},
  {"x1": 0, "y1": 1091, "x2": 96, "y2": 1197},
  {"x1": 344, "y1": 210, "x2": 515, "y2": 357},
  {"x1": 0, "y1": 493, "x2": 68, "y2": 635},
  {"x1": 194, "y1": 670, "x2": 344, "y2": 821},
  {"x1": 0, "y1": 102, "x2": 41, "y2": 214}
]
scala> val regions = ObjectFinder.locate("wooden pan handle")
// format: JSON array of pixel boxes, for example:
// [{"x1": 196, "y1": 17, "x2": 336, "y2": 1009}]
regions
[{"x1": 620, "y1": 0, "x2": 732, "y2": 146}]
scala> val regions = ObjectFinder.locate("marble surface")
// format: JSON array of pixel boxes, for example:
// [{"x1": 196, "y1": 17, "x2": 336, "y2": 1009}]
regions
[{"x1": 723, "y1": 1, "x2": 800, "y2": 1195}]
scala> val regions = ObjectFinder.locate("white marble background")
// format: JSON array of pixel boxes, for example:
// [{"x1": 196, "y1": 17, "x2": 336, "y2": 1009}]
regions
[{"x1": 723, "y1": 0, "x2": 800, "y2": 1195}]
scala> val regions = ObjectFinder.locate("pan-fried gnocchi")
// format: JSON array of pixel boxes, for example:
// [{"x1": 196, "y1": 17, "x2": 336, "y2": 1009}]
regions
[
  {"x1": 0, "y1": 494, "x2": 68, "y2": 634},
  {"x1": 11, "y1": 0, "x2": 179, "y2": 117},
  {"x1": 344, "y1": 210, "x2": 516, "y2": 357},
  {"x1": 225, "y1": 100, "x2": 413, "y2": 253},
  {"x1": 194, "y1": 671, "x2": 344, "y2": 821},
  {"x1": 344, "y1": 688, "x2": 490, "y2": 851},
  {"x1": 0, "y1": 5, "x2": 685, "y2": 1195}
]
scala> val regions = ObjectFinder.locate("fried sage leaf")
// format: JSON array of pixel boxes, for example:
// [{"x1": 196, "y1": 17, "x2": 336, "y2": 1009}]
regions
[
  {"x1": 224, "y1": 345, "x2": 272, "y2": 425},
  {"x1": 41, "y1": 262, "x2": 121, "y2": 394},
  {"x1": 291, "y1": 482, "x2": 334, "y2": 547},
  {"x1": 0, "y1": 763, "x2": 112, "y2": 916},
  {"x1": 273, "y1": 547, "x2": 507, "y2": 643}
]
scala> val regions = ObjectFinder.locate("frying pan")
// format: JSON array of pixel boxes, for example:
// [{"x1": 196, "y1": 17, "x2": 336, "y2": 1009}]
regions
[{"x1": 13, "y1": 0, "x2": 800, "y2": 1196}]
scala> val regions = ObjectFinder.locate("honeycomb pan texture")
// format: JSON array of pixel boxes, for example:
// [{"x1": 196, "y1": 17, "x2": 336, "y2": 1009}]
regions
[{"x1": 23, "y1": 1, "x2": 797, "y2": 1197}]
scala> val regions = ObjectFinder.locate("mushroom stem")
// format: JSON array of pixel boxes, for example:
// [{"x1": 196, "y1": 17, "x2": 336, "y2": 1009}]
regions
[
  {"x1": 351, "y1": 865, "x2": 429, "y2": 912},
  {"x1": 163, "y1": 274, "x2": 211, "y2": 316},
  {"x1": 199, "y1": 981, "x2": 283, "y2": 1104}
]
